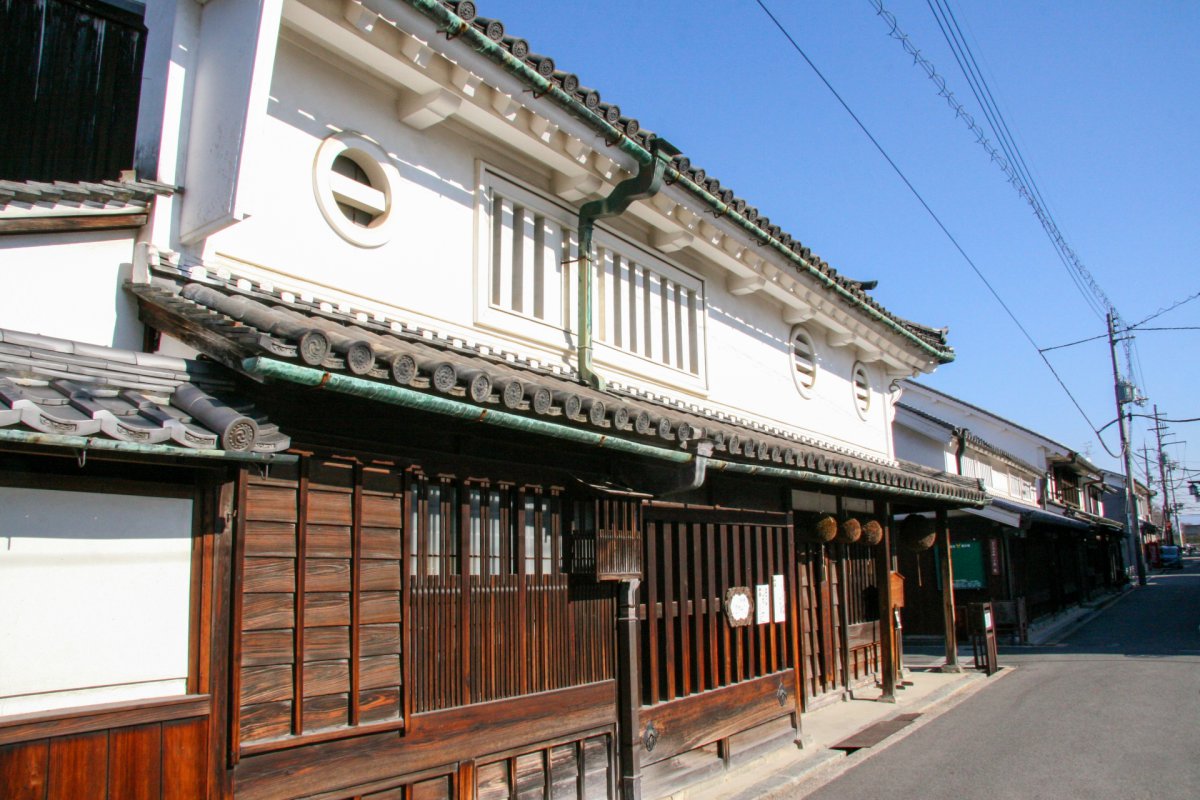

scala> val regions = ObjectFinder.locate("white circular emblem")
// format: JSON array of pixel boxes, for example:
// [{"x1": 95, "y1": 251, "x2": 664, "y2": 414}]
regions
[{"x1": 729, "y1": 593, "x2": 751, "y2": 621}]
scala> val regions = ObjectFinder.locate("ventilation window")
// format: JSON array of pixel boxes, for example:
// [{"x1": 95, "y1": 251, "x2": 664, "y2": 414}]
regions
[
  {"x1": 331, "y1": 154, "x2": 382, "y2": 227},
  {"x1": 790, "y1": 326, "x2": 817, "y2": 396},
  {"x1": 852, "y1": 362, "x2": 871, "y2": 418},
  {"x1": 313, "y1": 132, "x2": 399, "y2": 248}
]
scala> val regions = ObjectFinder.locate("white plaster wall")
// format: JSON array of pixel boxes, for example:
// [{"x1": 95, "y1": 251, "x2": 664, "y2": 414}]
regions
[
  {"x1": 902, "y1": 384, "x2": 1059, "y2": 469},
  {"x1": 893, "y1": 423, "x2": 952, "y2": 471},
  {"x1": 704, "y1": 286, "x2": 893, "y2": 454},
  {"x1": 201, "y1": 35, "x2": 898, "y2": 459},
  {"x1": 0, "y1": 488, "x2": 193, "y2": 715},
  {"x1": 0, "y1": 231, "x2": 142, "y2": 349},
  {"x1": 205, "y1": 36, "x2": 479, "y2": 338}
]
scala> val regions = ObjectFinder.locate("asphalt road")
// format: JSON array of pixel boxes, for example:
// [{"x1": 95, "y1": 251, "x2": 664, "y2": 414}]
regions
[{"x1": 803, "y1": 557, "x2": 1200, "y2": 800}]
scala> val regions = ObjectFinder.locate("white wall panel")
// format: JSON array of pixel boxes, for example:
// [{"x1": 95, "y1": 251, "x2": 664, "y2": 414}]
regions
[{"x1": 0, "y1": 488, "x2": 193, "y2": 715}]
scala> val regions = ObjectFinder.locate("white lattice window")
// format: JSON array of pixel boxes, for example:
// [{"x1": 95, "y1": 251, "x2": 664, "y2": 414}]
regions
[
  {"x1": 487, "y1": 187, "x2": 575, "y2": 327},
  {"x1": 479, "y1": 169, "x2": 706, "y2": 383},
  {"x1": 592, "y1": 235, "x2": 704, "y2": 376}
]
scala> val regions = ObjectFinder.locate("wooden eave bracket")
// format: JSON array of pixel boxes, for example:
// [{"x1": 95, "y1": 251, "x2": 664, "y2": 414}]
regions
[
  {"x1": 342, "y1": 0, "x2": 379, "y2": 33},
  {"x1": 397, "y1": 88, "x2": 463, "y2": 130},
  {"x1": 727, "y1": 274, "x2": 766, "y2": 296}
]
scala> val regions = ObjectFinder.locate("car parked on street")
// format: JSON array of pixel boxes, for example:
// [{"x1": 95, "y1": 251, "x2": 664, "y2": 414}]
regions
[{"x1": 1159, "y1": 545, "x2": 1184, "y2": 569}]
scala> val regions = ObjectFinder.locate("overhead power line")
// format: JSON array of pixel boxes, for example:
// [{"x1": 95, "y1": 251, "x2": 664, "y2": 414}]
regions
[
  {"x1": 1129, "y1": 287, "x2": 1200, "y2": 328},
  {"x1": 752, "y1": 0, "x2": 1118, "y2": 458},
  {"x1": 867, "y1": 0, "x2": 1128, "y2": 347}
]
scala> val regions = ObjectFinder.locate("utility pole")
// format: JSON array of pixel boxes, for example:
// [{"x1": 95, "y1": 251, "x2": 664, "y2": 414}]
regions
[
  {"x1": 1151, "y1": 406, "x2": 1174, "y2": 546},
  {"x1": 1108, "y1": 311, "x2": 1146, "y2": 585}
]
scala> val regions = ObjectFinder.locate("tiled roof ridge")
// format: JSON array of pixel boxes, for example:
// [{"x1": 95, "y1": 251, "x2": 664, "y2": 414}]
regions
[
  {"x1": 159, "y1": 260, "x2": 901, "y2": 470},
  {"x1": 367, "y1": 1, "x2": 954, "y2": 362},
  {"x1": 131, "y1": 277, "x2": 986, "y2": 503},
  {"x1": 0, "y1": 176, "x2": 176, "y2": 210},
  {"x1": 903, "y1": 379, "x2": 1072, "y2": 453},
  {"x1": 897, "y1": 401, "x2": 1043, "y2": 477},
  {"x1": 0, "y1": 329, "x2": 289, "y2": 455}
]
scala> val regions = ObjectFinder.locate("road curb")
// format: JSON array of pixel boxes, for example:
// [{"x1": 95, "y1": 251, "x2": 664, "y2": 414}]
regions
[
  {"x1": 719, "y1": 666, "x2": 1014, "y2": 800},
  {"x1": 1034, "y1": 586, "x2": 1135, "y2": 646}
]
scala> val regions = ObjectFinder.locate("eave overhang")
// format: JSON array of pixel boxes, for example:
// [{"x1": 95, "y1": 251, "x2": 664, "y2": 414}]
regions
[
  {"x1": 130, "y1": 276, "x2": 986, "y2": 507},
  {"x1": 280, "y1": 0, "x2": 955, "y2": 371}
]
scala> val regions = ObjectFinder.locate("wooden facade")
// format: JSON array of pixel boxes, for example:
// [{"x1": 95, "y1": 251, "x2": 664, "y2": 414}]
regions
[
  {"x1": 0, "y1": 409, "x2": 974, "y2": 800},
  {"x1": 899, "y1": 514, "x2": 1126, "y2": 640}
]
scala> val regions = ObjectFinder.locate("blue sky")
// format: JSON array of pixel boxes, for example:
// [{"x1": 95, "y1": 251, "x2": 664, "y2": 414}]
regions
[{"x1": 476, "y1": 0, "x2": 1199, "y2": 520}]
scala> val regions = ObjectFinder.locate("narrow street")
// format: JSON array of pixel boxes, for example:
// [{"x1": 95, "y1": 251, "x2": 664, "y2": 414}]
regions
[{"x1": 803, "y1": 559, "x2": 1200, "y2": 799}]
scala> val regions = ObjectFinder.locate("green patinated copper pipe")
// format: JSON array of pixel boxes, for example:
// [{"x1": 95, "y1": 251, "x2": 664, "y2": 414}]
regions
[
  {"x1": 576, "y1": 138, "x2": 679, "y2": 391},
  {"x1": 0, "y1": 428, "x2": 299, "y2": 464},
  {"x1": 242, "y1": 357, "x2": 984, "y2": 506},
  {"x1": 401, "y1": 0, "x2": 952, "y2": 363}
]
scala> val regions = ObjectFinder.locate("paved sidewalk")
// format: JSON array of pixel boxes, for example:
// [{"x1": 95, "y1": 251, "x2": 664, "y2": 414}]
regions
[
  {"x1": 1021, "y1": 585, "x2": 1132, "y2": 645},
  {"x1": 670, "y1": 657, "x2": 1009, "y2": 800}
]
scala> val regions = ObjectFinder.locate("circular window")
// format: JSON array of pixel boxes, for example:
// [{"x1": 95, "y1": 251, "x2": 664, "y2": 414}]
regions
[
  {"x1": 851, "y1": 362, "x2": 872, "y2": 419},
  {"x1": 313, "y1": 132, "x2": 399, "y2": 247},
  {"x1": 789, "y1": 326, "x2": 818, "y2": 397}
]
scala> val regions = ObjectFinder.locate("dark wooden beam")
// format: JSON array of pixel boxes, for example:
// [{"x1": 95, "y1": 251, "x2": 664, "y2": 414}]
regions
[
  {"x1": 874, "y1": 500, "x2": 896, "y2": 702},
  {"x1": 0, "y1": 212, "x2": 147, "y2": 235},
  {"x1": 616, "y1": 579, "x2": 643, "y2": 800},
  {"x1": 937, "y1": 509, "x2": 963, "y2": 673}
]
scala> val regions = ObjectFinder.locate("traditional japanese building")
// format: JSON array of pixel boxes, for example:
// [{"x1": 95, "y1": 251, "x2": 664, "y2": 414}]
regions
[
  {"x1": 894, "y1": 381, "x2": 1126, "y2": 643},
  {"x1": 0, "y1": 2, "x2": 985, "y2": 798}
]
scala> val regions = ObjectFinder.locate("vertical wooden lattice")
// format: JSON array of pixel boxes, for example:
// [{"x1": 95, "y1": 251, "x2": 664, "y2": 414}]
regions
[{"x1": 639, "y1": 511, "x2": 795, "y2": 707}]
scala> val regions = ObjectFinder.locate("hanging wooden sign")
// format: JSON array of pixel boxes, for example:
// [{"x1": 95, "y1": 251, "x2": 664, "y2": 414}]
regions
[{"x1": 724, "y1": 586, "x2": 754, "y2": 627}]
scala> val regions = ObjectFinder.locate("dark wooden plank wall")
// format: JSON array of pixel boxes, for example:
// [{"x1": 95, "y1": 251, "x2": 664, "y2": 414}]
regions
[
  {"x1": 475, "y1": 732, "x2": 613, "y2": 800},
  {"x1": 796, "y1": 543, "x2": 823, "y2": 700},
  {"x1": 234, "y1": 458, "x2": 618, "y2": 798},
  {"x1": 0, "y1": 701, "x2": 208, "y2": 800},
  {"x1": 233, "y1": 683, "x2": 617, "y2": 800},
  {"x1": 796, "y1": 543, "x2": 842, "y2": 700},
  {"x1": 238, "y1": 460, "x2": 405, "y2": 752},
  {"x1": 0, "y1": 0, "x2": 146, "y2": 182},
  {"x1": 409, "y1": 479, "x2": 615, "y2": 713}
]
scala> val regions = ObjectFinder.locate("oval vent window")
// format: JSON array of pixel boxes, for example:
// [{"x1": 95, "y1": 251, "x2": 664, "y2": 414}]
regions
[
  {"x1": 790, "y1": 326, "x2": 817, "y2": 395},
  {"x1": 852, "y1": 362, "x2": 871, "y2": 417}
]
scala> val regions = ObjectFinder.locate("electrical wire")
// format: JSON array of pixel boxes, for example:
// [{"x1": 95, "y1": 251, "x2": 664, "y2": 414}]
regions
[
  {"x1": 869, "y1": 0, "x2": 1116, "y2": 323},
  {"x1": 752, "y1": 0, "x2": 1119, "y2": 459},
  {"x1": 923, "y1": 0, "x2": 1108, "y2": 322},
  {"x1": 1128, "y1": 288, "x2": 1200, "y2": 328}
]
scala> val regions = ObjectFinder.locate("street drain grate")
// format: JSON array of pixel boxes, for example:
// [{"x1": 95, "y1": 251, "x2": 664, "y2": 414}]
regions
[{"x1": 829, "y1": 713, "x2": 922, "y2": 753}]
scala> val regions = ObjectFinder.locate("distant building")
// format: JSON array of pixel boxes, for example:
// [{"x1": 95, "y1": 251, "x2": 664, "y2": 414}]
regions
[{"x1": 894, "y1": 382, "x2": 1126, "y2": 642}]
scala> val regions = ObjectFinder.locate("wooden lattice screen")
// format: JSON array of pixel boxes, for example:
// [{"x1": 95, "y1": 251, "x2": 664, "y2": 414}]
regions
[
  {"x1": 570, "y1": 496, "x2": 643, "y2": 581},
  {"x1": 639, "y1": 508, "x2": 796, "y2": 707},
  {"x1": 236, "y1": 461, "x2": 619, "y2": 749}
]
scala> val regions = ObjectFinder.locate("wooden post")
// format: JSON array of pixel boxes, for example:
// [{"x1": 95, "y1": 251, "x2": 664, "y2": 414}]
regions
[
  {"x1": 836, "y1": 544, "x2": 853, "y2": 695},
  {"x1": 874, "y1": 500, "x2": 896, "y2": 703},
  {"x1": 937, "y1": 509, "x2": 962, "y2": 673},
  {"x1": 209, "y1": 475, "x2": 237, "y2": 799},
  {"x1": 616, "y1": 579, "x2": 642, "y2": 800}
]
